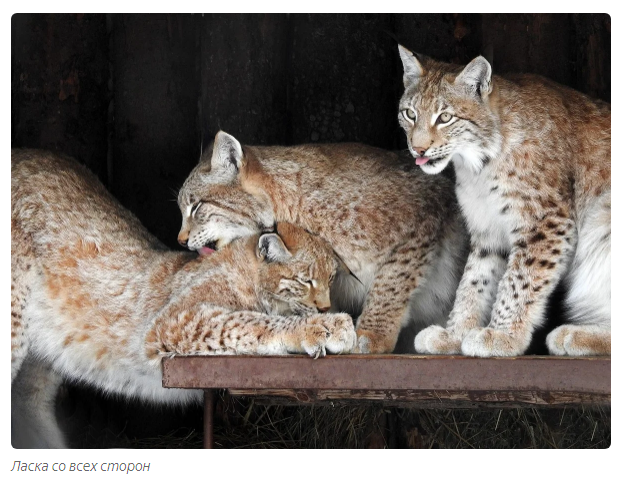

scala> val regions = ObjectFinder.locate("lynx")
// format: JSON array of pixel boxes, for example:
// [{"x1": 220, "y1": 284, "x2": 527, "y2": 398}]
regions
[
  {"x1": 397, "y1": 46, "x2": 611, "y2": 356},
  {"x1": 11, "y1": 149, "x2": 355, "y2": 448},
  {"x1": 177, "y1": 132, "x2": 468, "y2": 353}
]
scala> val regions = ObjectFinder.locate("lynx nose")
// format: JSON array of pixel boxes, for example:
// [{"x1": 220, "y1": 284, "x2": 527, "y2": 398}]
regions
[
  {"x1": 315, "y1": 295, "x2": 331, "y2": 313},
  {"x1": 412, "y1": 146, "x2": 428, "y2": 156},
  {"x1": 177, "y1": 231, "x2": 189, "y2": 248}
]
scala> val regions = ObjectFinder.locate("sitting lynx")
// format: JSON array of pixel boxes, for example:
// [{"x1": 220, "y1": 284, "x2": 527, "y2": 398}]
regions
[
  {"x1": 177, "y1": 132, "x2": 468, "y2": 353},
  {"x1": 11, "y1": 149, "x2": 355, "y2": 448},
  {"x1": 397, "y1": 46, "x2": 611, "y2": 356}
]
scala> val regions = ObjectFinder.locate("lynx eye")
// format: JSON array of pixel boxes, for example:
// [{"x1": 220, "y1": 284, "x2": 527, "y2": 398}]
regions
[
  {"x1": 438, "y1": 112, "x2": 453, "y2": 124},
  {"x1": 191, "y1": 202, "x2": 203, "y2": 217},
  {"x1": 403, "y1": 108, "x2": 417, "y2": 123}
]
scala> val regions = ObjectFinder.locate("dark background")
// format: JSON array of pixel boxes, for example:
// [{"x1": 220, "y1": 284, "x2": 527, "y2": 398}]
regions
[
  {"x1": 11, "y1": 13, "x2": 611, "y2": 448},
  {"x1": 12, "y1": 13, "x2": 610, "y2": 249}
]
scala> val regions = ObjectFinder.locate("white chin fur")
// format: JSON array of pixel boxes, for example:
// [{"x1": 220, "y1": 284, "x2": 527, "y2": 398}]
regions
[
  {"x1": 420, "y1": 158, "x2": 451, "y2": 175},
  {"x1": 452, "y1": 150, "x2": 486, "y2": 173}
]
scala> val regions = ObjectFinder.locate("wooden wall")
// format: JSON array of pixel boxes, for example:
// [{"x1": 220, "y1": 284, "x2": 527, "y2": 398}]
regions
[{"x1": 12, "y1": 13, "x2": 610, "y2": 249}]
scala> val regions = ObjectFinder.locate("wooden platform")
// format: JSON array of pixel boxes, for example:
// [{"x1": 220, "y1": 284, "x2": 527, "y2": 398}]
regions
[{"x1": 162, "y1": 355, "x2": 610, "y2": 447}]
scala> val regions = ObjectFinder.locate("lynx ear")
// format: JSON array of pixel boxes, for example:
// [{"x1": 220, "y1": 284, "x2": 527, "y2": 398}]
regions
[
  {"x1": 455, "y1": 56, "x2": 493, "y2": 98},
  {"x1": 258, "y1": 233, "x2": 292, "y2": 263},
  {"x1": 398, "y1": 45, "x2": 424, "y2": 88},
  {"x1": 210, "y1": 131, "x2": 244, "y2": 180}
]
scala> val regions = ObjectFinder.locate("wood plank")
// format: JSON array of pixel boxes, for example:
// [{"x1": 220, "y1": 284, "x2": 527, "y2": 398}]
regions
[
  {"x1": 226, "y1": 388, "x2": 610, "y2": 409},
  {"x1": 162, "y1": 355, "x2": 610, "y2": 399}
]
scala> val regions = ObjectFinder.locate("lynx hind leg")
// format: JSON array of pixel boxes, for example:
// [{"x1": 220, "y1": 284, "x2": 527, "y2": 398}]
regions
[
  {"x1": 12, "y1": 356, "x2": 66, "y2": 448},
  {"x1": 11, "y1": 295, "x2": 28, "y2": 382},
  {"x1": 11, "y1": 254, "x2": 33, "y2": 381},
  {"x1": 547, "y1": 325, "x2": 610, "y2": 356},
  {"x1": 548, "y1": 196, "x2": 611, "y2": 356}
]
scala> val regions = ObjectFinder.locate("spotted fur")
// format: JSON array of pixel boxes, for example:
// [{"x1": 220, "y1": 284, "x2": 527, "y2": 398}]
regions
[
  {"x1": 398, "y1": 46, "x2": 611, "y2": 357},
  {"x1": 11, "y1": 149, "x2": 355, "y2": 448},
  {"x1": 178, "y1": 131, "x2": 468, "y2": 354}
]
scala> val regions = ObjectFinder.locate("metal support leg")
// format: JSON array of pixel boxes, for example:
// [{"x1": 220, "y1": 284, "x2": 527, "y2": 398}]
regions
[{"x1": 203, "y1": 390, "x2": 216, "y2": 449}]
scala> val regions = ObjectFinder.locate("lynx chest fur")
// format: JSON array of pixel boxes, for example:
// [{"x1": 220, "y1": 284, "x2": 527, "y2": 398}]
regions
[{"x1": 455, "y1": 166, "x2": 514, "y2": 252}]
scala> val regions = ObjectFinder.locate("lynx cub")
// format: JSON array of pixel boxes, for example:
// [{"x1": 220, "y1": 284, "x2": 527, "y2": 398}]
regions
[
  {"x1": 397, "y1": 46, "x2": 610, "y2": 356},
  {"x1": 177, "y1": 132, "x2": 468, "y2": 353},
  {"x1": 11, "y1": 149, "x2": 355, "y2": 447}
]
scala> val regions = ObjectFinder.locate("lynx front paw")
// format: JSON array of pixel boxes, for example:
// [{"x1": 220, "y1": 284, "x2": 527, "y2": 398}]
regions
[
  {"x1": 323, "y1": 314, "x2": 357, "y2": 354},
  {"x1": 301, "y1": 314, "x2": 356, "y2": 358},
  {"x1": 461, "y1": 327, "x2": 529, "y2": 357},
  {"x1": 414, "y1": 326, "x2": 462, "y2": 355},
  {"x1": 353, "y1": 330, "x2": 395, "y2": 354},
  {"x1": 546, "y1": 325, "x2": 611, "y2": 356}
]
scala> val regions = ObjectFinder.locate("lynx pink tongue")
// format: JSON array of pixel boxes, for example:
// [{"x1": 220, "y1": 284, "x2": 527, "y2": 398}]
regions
[
  {"x1": 197, "y1": 246, "x2": 215, "y2": 256},
  {"x1": 416, "y1": 157, "x2": 430, "y2": 166}
]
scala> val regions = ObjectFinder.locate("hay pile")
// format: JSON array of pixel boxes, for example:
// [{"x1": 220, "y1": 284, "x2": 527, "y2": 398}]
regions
[
  {"x1": 210, "y1": 394, "x2": 610, "y2": 449},
  {"x1": 71, "y1": 391, "x2": 609, "y2": 449}
]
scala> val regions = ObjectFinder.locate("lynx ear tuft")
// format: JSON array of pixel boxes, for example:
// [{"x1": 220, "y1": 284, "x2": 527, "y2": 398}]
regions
[
  {"x1": 210, "y1": 131, "x2": 244, "y2": 179},
  {"x1": 258, "y1": 233, "x2": 292, "y2": 263},
  {"x1": 398, "y1": 45, "x2": 424, "y2": 88},
  {"x1": 455, "y1": 56, "x2": 493, "y2": 98}
]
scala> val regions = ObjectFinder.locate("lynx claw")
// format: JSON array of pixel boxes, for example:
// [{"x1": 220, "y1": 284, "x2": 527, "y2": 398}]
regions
[
  {"x1": 414, "y1": 325, "x2": 462, "y2": 355},
  {"x1": 312, "y1": 345, "x2": 326, "y2": 359},
  {"x1": 302, "y1": 313, "x2": 356, "y2": 358},
  {"x1": 301, "y1": 339, "x2": 326, "y2": 358}
]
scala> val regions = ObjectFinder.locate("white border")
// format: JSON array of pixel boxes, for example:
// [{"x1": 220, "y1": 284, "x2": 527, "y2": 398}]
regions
[{"x1": 4, "y1": 4, "x2": 625, "y2": 488}]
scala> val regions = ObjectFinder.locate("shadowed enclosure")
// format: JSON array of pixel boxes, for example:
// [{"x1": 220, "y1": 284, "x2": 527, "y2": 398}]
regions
[{"x1": 11, "y1": 13, "x2": 610, "y2": 448}]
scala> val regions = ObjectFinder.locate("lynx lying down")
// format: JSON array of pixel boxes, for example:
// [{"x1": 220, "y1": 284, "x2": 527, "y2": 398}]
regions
[{"x1": 11, "y1": 149, "x2": 355, "y2": 447}]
